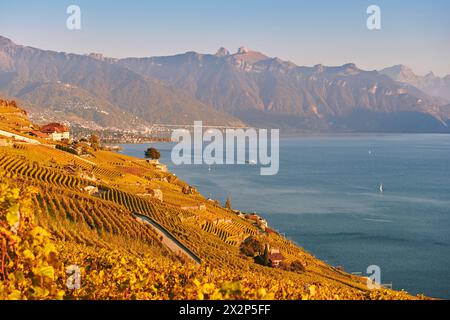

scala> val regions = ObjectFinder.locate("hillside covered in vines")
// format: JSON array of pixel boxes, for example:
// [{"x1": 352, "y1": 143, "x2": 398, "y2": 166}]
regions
[{"x1": 0, "y1": 99, "x2": 423, "y2": 300}]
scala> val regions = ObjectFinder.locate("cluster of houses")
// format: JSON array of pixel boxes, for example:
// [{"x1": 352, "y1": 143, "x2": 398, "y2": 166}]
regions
[
  {"x1": 182, "y1": 185, "x2": 197, "y2": 195},
  {"x1": 234, "y1": 211, "x2": 287, "y2": 267},
  {"x1": 29, "y1": 123, "x2": 70, "y2": 141},
  {"x1": 233, "y1": 210, "x2": 269, "y2": 232}
]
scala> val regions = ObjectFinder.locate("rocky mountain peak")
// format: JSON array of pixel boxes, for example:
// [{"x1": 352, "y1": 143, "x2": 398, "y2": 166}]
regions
[
  {"x1": 313, "y1": 64, "x2": 325, "y2": 73},
  {"x1": 88, "y1": 53, "x2": 105, "y2": 60},
  {"x1": 215, "y1": 47, "x2": 230, "y2": 57},
  {"x1": 380, "y1": 64, "x2": 417, "y2": 83},
  {"x1": 425, "y1": 71, "x2": 436, "y2": 79},
  {"x1": 0, "y1": 36, "x2": 15, "y2": 48},
  {"x1": 232, "y1": 47, "x2": 268, "y2": 64},
  {"x1": 391, "y1": 64, "x2": 414, "y2": 75},
  {"x1": 237, "y1": 46, "x2": 250, "y2": 54},
  {"x1": 342, "y1": 63, "x2": 358, "y2": 70},
  {"x1": 395, "y1": 64, "x2": 411, "y2": 71}
]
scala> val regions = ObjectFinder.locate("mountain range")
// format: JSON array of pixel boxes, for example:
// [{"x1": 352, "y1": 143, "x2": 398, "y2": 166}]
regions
[
  {"x1": 1, "y1": 35, "x2": 449, "y2": 132},
  {"x1": 380, "y1": 65, "x2": 450, "y2": 101}
]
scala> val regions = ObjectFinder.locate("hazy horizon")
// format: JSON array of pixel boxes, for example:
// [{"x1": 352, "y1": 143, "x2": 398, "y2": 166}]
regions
[{"x1": 1, "y1": 0, "x2": 450, "y2": 76}]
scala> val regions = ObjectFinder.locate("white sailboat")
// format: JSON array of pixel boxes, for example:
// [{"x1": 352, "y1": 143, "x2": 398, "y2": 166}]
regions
[{"x1": 379, "y1": 183, "x2": 384, "y2": 193}]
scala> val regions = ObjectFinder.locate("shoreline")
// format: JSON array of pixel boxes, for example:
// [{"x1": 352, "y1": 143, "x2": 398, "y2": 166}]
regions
[
  {"x1": 109, "y1": 131, "x2": 450, "y2": 146},
  {"x1": 117, "y1": 138, "x2": 448, "y2": 299}
]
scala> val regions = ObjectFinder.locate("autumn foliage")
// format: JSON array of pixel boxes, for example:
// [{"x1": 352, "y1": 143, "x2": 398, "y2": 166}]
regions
[
  {"x1": 0, "y1": 180, "x2": 64, "y2": 299},
  {"x1": 0, "y1": 104, "x2": 426, "y2": 300}
]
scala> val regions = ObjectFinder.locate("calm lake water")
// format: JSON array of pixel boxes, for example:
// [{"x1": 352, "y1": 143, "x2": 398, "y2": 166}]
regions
[{"x1": 120, "y1": 134, "x2": 450, "y2": 298}]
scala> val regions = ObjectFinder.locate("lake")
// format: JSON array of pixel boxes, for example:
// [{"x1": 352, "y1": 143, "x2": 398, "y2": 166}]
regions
[{"x1": 120, "y1": 134, "x2": 450, "y2": 298}]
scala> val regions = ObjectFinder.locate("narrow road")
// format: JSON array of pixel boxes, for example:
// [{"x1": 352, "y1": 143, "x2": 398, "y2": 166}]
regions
[
  {"x1": 0, "y1": 129, "x2": 40, "y2": 144},
  {"x1": 134, "y1": 213, "x2": 202, "y2": 266}
]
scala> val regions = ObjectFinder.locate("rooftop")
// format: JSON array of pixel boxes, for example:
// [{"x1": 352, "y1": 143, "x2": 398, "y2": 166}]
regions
[{"x1": 40, "y1": 123, "x2": 69, "y2": 134}]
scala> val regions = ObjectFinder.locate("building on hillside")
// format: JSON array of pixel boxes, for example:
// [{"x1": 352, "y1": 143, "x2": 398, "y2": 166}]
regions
[
  {"x1": 207, "y1": 198, "x2": 220, "y2": 206},
  {"x1": 137, "y1": 189, "x2": 164, "y2": 202},
  {"x1": 146, "y1": 159, "x2": 168, "y2": 172},
  {"x1": 147, "y1": 159, "x2": 160, "y2": 165},
  {"x1": 256, "y1": 217, "x2": 268, "y2": 231},
  {"x1": 103, "y1": 145, "x2": 122, "y2": 152},
  {"x1": 149, "y1": 189, "x2": 164, "y2": 202},
  {"x1": 268, "y1": 248, "x2": 285, "y2": 268},
  {"x1": 29, "y1": 130, "x2": 49, "y2": 139},
  {"x1": 83, "y1": 186, "x2": 99, "y2": 195},
  {"x1": 40, "y1": 123, "x2": 70, "y2": 141},
  {"x1": 245, "y1": 214, "x2": 259, "y2": 222},
  {"x1": 182, "y1": 186, "x2": 197, "y2": 195},
  {"x1": 243, "y1": 212, "x2": 268, "y2": 231},
  {"x1": 181, "y1": 204, "x2": 207, "y2": 211},
  {"x1": 155, "y1": 163, "x2": 168, "y2": 172},
  {"x1": 233, "y1": 210, "x2": 246, "y2": 218}
]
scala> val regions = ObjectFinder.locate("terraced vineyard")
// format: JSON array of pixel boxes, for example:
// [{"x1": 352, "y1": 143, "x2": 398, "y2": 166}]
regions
[
  {"x1": 0, "y1": 104, "x2": 422, "y2": 300},
  {"x1": 0, "y1": 99, "x2": 34, "y2": 135},
  {"x1": 98, "y1": 188, "x2": 185, "y2": 233},
  {"x1": 36, "y1": 188, "x2": 158, "y2": 240},
  {"x1": 0, "y1": 153, "x2": 84, "y2": 190}
]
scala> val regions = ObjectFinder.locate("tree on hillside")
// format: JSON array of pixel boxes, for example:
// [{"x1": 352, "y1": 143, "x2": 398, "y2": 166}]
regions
[
  {"x1": 145, "y1": 147, "x2": 161, "y2": 160},
  {"x1": 263, "y1": 244, "x2": 270, "y2": 267},
  {"x1": 240, "y1": 237, "x2": 264, "y2": 257},
  {"x1": 89, "y1": 134, "x2": 100, "y2": 151},
  {"x1": 225, "y1": 197, "x2": 231, "y2": 210},
  {"x1": 289, "y1": 260, "x2": 306, "y2": 273}
]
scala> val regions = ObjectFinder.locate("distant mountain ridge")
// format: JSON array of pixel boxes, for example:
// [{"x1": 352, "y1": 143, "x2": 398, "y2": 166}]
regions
[
  {"x1": 1, "y1": 35, "x2": 449, "y2": 132},
  {"x1": 119, "y1": 47, "x2": 450, "y2": 132},
  {"x1": 380, "y1": 65, "x2": 450, "y2": 102},
  {"x1": 0, "y1": 36, "x2": 243, "y2": 130}
]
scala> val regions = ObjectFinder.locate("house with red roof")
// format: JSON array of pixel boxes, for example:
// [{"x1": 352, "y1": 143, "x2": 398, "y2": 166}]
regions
[
  {"x1": 29, "y1": 130, "x2": 49, "y2": 139},
  {"x1": 40, "y1": 123, "x2": 70, "y2": 141},
  {"x1": 269, "y1": 248, "x2": 285, "y2": 268}
]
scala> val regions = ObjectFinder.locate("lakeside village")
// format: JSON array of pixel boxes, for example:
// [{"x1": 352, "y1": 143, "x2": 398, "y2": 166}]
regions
[
  {"x1": 70, "y1": 126, "x2": 172, "y2": 145},
  {"x1": 0, "y1": 114, "x2": 289, "y2": 269},
  {"x1": 10, "y1": 121, "x2": 171, "y2": 152}
]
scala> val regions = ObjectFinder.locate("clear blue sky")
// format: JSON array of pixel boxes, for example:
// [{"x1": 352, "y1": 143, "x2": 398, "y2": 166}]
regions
[{"x1": 1, "y1": 0, "x2": 449, "y2": 75}]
